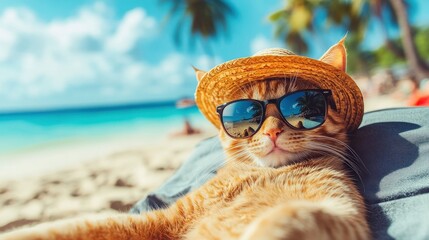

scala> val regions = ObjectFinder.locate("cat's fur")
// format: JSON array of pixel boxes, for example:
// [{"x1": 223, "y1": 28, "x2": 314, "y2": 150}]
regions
[{"x1": 0, "y1": 41, "x2": 370, "y2": 240}]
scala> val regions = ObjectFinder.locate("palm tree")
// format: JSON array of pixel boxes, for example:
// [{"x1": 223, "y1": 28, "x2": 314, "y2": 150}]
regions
[
  {"x1": 369, "y1": 0, "x2": 405, "y2": 58},
  {"x1": 356, "y1": 0, "x2": 428, "y2": 79},
  {"x1": 249, "y1": 102, "x2": 263, "y2": 119},
  {"x1": 296, "y1": 92, "x2": 325, "y2": 116},
  {"x1": 269, "y1": 0, "x2": 366, "y2": 54},
  {"x1": 161, "y1": 0, "x2": 428, "y2": 79},
  {"x1": 160, "y1": 0, "x2": 235, "y2": 52},
  {"x1": 388, "y1": 0, "x2": 429, "y2": 80},
  {"x1": 268, "y1": 0, "x2": 429, "y2": 80}
]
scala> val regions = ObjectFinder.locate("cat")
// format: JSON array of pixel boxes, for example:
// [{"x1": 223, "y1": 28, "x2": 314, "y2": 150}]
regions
[{"x1": 0, "y1": 40, "x2": 370, "y2": 240}]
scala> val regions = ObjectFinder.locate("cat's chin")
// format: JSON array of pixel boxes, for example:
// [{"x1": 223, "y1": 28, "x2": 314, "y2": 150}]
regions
[{"x1": 253, "y1": 149, "x2": 301, "y2": 168}]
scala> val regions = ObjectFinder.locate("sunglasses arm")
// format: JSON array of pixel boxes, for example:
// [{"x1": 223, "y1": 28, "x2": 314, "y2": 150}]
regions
[{"x1": 327, "y1": 97, "x2": 338, "y2": 111}]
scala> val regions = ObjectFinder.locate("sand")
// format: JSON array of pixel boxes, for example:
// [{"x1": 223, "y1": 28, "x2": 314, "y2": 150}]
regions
[{"x1": 0, "y1": 129, "x2": 217, "y2": 233}]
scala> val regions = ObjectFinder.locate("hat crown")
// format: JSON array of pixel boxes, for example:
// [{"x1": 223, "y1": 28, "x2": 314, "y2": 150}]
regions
[{"x1": 253, "y1": 48, "x2": 296, "y2": 57}]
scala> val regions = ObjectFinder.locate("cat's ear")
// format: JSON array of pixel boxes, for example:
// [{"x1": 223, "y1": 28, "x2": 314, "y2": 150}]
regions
[
  {"x1": 192, "y1": 66, "x2": 207, "y2": 82},
  {"x1": 319, "y1": 35, "x2": 347, "y2": 72}
]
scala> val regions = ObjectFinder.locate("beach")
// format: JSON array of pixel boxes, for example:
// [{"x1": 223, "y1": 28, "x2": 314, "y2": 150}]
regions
[
  {"x1": 0, "y1": 128, "x2": 217, "y2": 233},
  {"x1": 0, "y1": 103, "x2": 218, "y2": 233},
  {"x1": 0, "y1": 95, "x2": 406, "y2": 233}
]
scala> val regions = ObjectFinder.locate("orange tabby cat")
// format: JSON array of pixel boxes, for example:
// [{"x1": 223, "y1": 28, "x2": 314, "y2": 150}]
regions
[{"x1": 0, "y1": 40, "x2": 370, "y2": 240}]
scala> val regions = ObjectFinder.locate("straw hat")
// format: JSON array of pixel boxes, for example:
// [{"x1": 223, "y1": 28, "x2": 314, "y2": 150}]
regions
[{"x1": 194, "y1": 39, "x2": 364, "y2": 132}]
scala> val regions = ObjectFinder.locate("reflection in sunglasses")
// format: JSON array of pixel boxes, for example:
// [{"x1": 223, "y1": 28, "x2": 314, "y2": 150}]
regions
[
  {"x1": 218, "y1": 90, "x2": 330, "y2": 139},
  {"x1": 225, "y1": 119, "x2": 259, "y2": 138}
]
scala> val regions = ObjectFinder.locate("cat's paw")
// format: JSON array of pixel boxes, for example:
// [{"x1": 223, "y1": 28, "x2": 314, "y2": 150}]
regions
[
  {"x1": 239, "y1": 201, "x2": 329, "y2": 240},
  {"x1": 239, "y1": 213, "x2": 306, "y2": 240}
]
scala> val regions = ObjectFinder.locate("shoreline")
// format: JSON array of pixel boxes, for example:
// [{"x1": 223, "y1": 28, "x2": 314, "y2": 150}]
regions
[{"x1": 0, "y1": 115, "x2": 216, "y2": 180}]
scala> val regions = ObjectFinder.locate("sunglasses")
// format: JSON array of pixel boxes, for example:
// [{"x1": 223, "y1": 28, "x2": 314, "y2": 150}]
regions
[{"x1": 216, "y1": 89, "x2": 333, "y2": 139}]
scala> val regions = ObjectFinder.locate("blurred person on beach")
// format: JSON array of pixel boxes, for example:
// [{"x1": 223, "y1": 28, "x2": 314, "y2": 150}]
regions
[
  {"x1": 171, "y1": 118, "x2": 201, "y2": 136},
  {"x1": 408, "y1": 78, "x2": 429, "y2": 106}
]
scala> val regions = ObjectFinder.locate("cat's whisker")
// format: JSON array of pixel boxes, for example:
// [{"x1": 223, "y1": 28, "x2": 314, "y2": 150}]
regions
[
  {"x1": 233, "y1": 80, "x2": 251, "y2": 98},
  {"x1": 228, "y1": 150, "x2": 252, "y2": 163},
  {"x1": 313, "y1": 144, "x2": 358, "y2": 170},
  {"x1": 305, "y1": 146, "x2": 357, "y2": 176},
  {"x1": 282, "y1": 72, "x2": 300, "y2": 93},
  {"x1": 307, "y1": 135, "x2": 367, "y2": 172},
  {"x1": 308, "y1": 141, "x2": 357, "y2": 168},
  {"x1": 195, "y1": 144, "x2": 251, "y2": 182},
  {"x1": 307, "y1": 135, "x2": 355, "y2": 158},
  {"x1": 186, "y1": 141, "x2": 232, "y2": 183},
  {"x1": 250, "y1": 84, "x2": 260, "y2": 99},
  {"x1": 194, "y1": 155, "x2": 230, "y2": 183},
  {"x1": 195, "y1": 158, "x2": 226, "y2": 180},
  {"x1": 305, "y1": 143, "x2": 363, "y2": 183},
  {"x1": 289, "y1": 73, "x2": 299, "y2": 92}
]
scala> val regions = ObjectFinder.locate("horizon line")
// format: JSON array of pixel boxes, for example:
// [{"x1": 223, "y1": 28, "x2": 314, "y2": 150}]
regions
[{"x1": 0, "y1": 99, "x2": 192, "y2": 116}]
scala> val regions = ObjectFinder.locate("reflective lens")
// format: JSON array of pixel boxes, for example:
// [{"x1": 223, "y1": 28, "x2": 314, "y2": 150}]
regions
[
  {"x1": 221, "y1": 100, "x2": 263, "y2": 138},
  {"x1": 218, "y1": 90, "x2": 329, "y2": 139},
  {"x1": 279, "y1": 90, "x2": 327, "y2": 129}
]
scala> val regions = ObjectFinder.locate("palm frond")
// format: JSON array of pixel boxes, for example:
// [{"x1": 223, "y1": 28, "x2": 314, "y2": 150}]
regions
[{"x1": 161, "y1": 0, "x2": 235, "y2": 47}]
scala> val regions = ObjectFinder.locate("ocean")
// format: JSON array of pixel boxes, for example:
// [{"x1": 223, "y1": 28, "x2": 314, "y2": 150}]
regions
[{"x1": 0, "y1": 102, "x2": 211, "y2": 156}]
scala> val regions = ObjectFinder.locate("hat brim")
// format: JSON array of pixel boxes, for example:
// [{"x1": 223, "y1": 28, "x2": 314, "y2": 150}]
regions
[{"x1": 195, "y1": 55, "x2": 364, "y2": 132}]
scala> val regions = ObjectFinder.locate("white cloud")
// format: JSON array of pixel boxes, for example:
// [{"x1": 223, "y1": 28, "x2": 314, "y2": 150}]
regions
[
  {"x1": 250, "y1": 35, "x2": 283, "y2": 54},
  {"x1": 107, "y1": 8, "x2": 156, "y2": 53},
  {"x1": 0, "y1": 2, "x2": 209, "y2": 110},
  {"x1": 47, "y1": 2, "x2": 112, "y2": 51}
]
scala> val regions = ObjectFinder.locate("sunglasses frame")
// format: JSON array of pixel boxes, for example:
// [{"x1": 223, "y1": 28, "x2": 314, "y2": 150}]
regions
[{"x1": 216, "y1": 89, "x2": 334, "y2": 139}]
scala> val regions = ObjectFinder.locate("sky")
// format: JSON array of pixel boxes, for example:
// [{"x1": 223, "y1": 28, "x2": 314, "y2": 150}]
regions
[{"x1": 0, "y1": 0, "x2": 428, "y2": 112}]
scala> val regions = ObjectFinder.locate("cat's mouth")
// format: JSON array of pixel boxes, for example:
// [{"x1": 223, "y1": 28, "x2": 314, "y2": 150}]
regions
[
  {"x1": 266, "y1": 146, "x2": 290, "y2": 155},
  {"x1": 253, "y1": 144, "x2": 299, "y2": 168}
]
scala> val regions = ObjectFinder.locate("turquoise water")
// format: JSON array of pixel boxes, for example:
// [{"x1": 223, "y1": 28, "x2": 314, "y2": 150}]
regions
[{"x1": 0, "y1": 103, "x2": 208, "y2": 155}]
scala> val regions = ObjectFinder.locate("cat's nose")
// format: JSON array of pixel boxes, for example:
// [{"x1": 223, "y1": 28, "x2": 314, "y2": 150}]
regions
[{"x1": 263, "y1": 128, "x2": 283, "y2": 142}]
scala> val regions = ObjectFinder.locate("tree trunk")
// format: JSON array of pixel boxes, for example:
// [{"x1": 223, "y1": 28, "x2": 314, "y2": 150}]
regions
[
  {"x1": 389, "y1": 0, "x2": 429, "y2": 81},
  {"x1": 374, "y1": 10, "x2": 405, "y2": 59}
]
